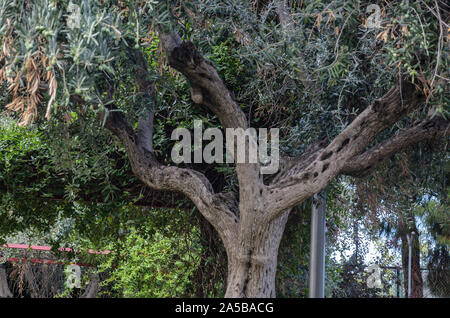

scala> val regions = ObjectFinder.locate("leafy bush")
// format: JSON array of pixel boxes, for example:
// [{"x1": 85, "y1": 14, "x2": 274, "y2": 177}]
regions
[{"x1": 98, "y1": 227, "x2": 201, "y2": 298}]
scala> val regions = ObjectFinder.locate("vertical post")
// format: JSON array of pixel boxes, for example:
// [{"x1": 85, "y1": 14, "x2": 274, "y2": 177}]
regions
[
  {"x1": 406, "y1": 231, "x2": 415, "y2": 298},
  {"x1": 396, "y1": 267, "x2": 400, "y2": 298},
  {"x1": 309, "y1": 190, "x2": 326, "y2": 298}
]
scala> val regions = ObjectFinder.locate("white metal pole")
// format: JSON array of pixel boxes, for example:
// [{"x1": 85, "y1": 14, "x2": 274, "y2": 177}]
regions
[
  {"x1": 309, "y1": 190, "x2": 326, "y2": 298},
  {"x1": 406, "y1": 231, "x2": 415, "y2": 298}
]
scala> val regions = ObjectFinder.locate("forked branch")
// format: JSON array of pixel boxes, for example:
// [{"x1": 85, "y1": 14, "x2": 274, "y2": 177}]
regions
[
  {"x1": 264, "y1": 81, "x2": 427, "y2": 220},
  {"x1": 341, "y1": 115, "x2": 449, "y2": 177}
]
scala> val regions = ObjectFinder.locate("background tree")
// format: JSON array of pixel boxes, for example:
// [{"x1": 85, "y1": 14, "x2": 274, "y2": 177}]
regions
[{"x1": 355, "y1": 137, "x2": 448, "y2": 297}]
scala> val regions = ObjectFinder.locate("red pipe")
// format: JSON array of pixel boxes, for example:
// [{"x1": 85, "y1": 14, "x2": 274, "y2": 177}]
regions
[{"x1": 2, "y1": 243, "x2": 111, "y2": 254}]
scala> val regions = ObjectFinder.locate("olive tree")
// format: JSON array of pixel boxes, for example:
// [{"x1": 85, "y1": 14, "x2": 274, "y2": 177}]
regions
[{"x1": 1, "y1": 0, "x2": 448, "y2": 297}]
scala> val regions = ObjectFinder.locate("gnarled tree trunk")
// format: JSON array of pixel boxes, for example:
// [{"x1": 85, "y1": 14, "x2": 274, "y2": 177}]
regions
[
  {"x1": 0, "y1": 264, "x2": 13, "y2": 298},
  {"x1": 225, "y1": 211, "x2": 289, "y2": 297},
  {"x1": 102, "y1": 30, "x2": 448, "y2": 298}
]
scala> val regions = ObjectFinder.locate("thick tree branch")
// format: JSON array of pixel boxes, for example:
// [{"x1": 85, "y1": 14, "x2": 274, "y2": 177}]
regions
[
  {"x1": 105, "y1": 110, "x2": 238, "y2": 251},
  {"x1": 341, "y1": 115, "x2": 450, "y2": 177},
  {"x1": 132, "y1": 47, "x2": 155, "y2": 153},
  {"x1": 264, "y1": 81, "x2": 425, "y2": 220},
  {"x1": 137, "y1": 109, "x2": 154, "y2": 153},
  {"x1": 0, "y1": 264, "x2": 13, "y2": 298},
  {"x1": 267, "y1": 139, "x2": 328, "y2": 185},
  {"x1": 101, "y1": 49, "x2": 239, "y2": 251},
  {"x1": 160, "y1": 32, "x2": 262, "y2": 208},
  {"x1": 160, "y1": 32, "x2": 247, "y2": 130}
]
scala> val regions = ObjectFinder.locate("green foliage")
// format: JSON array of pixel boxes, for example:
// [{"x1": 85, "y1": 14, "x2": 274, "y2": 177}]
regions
[
  {"x1": 276, "y1": 207, "x2": 311, "y2": 297},
  {"x1": 0, "y1": 117, "x2": 61, "y2": 238},
  {"x1": 2, "y1": 0, "x2": 446, "y2": 145},
  {"x1": 0, "y1": 112, "x2": 179, "y2": 255},
  {"x1": 97, "y1": 226, "x2": 201, "y2": 298},
  {"x1": 208, "y1": 38, "x2": 251, "y2": 94},
  {"x1": 381, "y1": 0, "x2": 449, "y2": 118},
  {"x1": 416, "y1": 197, "x2": 450, "y2": 247}
]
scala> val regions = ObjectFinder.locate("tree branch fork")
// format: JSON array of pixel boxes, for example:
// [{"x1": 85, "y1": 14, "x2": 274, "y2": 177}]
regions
[{"x1": 103, "y1": 33, "x2": 449, "y2": 248}]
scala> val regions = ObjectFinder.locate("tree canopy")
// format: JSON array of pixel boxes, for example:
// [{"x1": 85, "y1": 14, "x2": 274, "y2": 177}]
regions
[{"x1": 0, "y1": 0, "x2": 448, "y2": 298}]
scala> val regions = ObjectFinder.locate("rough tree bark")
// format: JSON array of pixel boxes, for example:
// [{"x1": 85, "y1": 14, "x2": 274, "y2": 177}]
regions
[
  {"x1": 101, "y1": 31, "x2": 449, "y2": 297},
  {"x1": 81, "y1": 273, "x2": 100, "y2": 298},
  {"x1": 0, "y1": 264, "x2": 13, "y2": 298}
]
